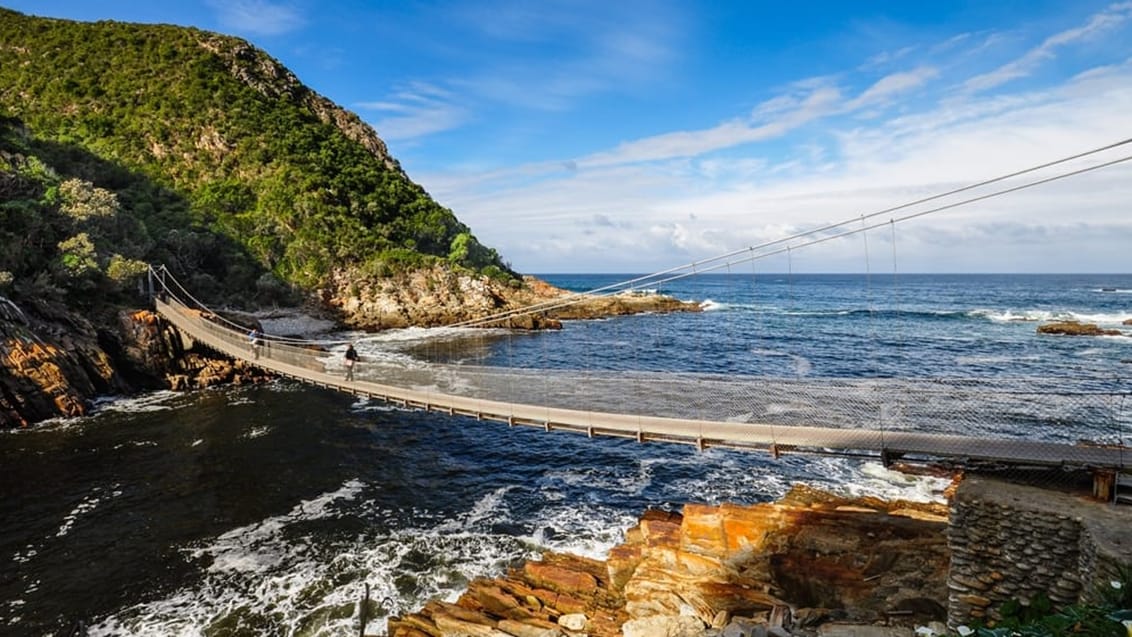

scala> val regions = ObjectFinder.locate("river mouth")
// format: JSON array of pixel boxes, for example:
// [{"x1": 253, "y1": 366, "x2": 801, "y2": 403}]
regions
[{"x1": 0, "y1": 382, "x2": 948, "y2": 636}]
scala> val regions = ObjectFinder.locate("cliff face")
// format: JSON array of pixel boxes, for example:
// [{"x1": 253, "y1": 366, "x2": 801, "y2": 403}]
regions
[
  {"x1": 0, "y1": 297, "x2": 269, "y2": 428},
  {"x1": 0, "y1": 298, "x2": 122, "y2": 427},
  {"x1": 387, "y1": 485, "x2": 950, "y2": 637}
]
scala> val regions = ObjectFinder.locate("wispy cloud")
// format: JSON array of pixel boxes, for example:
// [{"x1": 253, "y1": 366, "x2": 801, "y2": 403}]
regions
[
  {"x1": 568, "y1": 64, "x2": 936, "y2": 169},
  {"x1": 963, "y1": 1, "x2": 1132, "y2": 93},
  {"x1": 848, "y1": 66, "x2": 939, "y2": 109},
  {"x1": 578, "y1": 86, "x2": 843, "y2": 168},
  {"x1": 204, "y1": 0, "x2": 304, "y2": 36},
  {"x1": 431, "y1": 57, "x2": 1132, "y2": 272},
  {"x1": 356, "y1": 83, "x2": 469, "y2": 141},
  {"x1": 404, "y1": 3, "x2": 1132, "y2": 272},
  {"x1": 366, "y1": 0, "x2": 681, "y2": 137}
]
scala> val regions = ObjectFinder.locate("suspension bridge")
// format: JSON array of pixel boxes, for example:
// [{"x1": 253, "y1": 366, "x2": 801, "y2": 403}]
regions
[
  {"x1": 149, "y1": 140, "x2": 1132, "y2": 492},
  {"x1": 152, "y1": 282, "x2": 1129, "y2": 475}
]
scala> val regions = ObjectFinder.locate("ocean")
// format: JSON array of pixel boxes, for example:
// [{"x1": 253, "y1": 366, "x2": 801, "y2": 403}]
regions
[{"x1": 2, "y1": 273, "x2": 1129, "y2": 636}]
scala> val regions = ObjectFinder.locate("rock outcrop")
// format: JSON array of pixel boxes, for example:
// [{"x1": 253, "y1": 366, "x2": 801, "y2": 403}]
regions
[
  {"x1": 0, "y1": 307, "x2": 122, "y2": 427},
  {"x1": 0, "y1": 298, "x2": 271, "y2": 428},
  {"x1": 1037, "y1": 321, "x2": 1123, "y2": 336},
  {"x1": 115, "y1": 309, "x2": 270, "y2": 392},
  {"x1": 387, "y1": 485, "x2": 950, "y2": 637},
  {"x1": 328, "y1": 267, "x2": 701, "y2": 331}
]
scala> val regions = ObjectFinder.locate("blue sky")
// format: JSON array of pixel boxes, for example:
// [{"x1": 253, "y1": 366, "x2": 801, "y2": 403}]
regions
[{"x1": 6, "y1": 1, "x2": 1132, "y2": 273}]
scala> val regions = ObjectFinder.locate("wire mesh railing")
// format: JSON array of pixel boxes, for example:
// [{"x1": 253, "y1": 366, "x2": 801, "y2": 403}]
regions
[{"x1": 153, "y1": 283, "x2": 1130, "y2": 474}]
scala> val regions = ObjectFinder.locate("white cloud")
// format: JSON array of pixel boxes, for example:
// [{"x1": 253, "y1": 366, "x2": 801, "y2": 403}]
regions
[
  {"x1": 847, "y1": 67, "x2": 939, "y2": 109},
  {"x1": 579, "y1": 87, "x2": 843, "y2": 168},
  {"x1": 356, "y1": 83, "x2": 469, "y2": 141},
  {"x1": 431, "y1": 56, "x2": 1132, "y2": 273},
  {"x1": 205, "y1": 0, "x2": 304, "y2": 36},
  {"x1": 409, "y1": 5, "x2": 1132, "y2": 273},
  {"x1": 548, "y1": 66, "x2": 934, "y2": 169},
  {"x1": 963, "y1": 2, "x2": 1132, "y2": 93}
]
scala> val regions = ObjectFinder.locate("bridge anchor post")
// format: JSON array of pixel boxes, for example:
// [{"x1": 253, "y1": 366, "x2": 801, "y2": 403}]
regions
[
  {"x1": 1092, "y1": 469, "x2": 1116, "y2": 503},
  {"x1": 881, "y1": 449, "x2": 904, "y2": 468}
]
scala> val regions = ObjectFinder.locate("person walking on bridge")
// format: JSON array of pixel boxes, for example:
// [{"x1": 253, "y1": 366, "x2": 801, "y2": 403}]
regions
[
  {"x1": 248, "y1": 328, "x2": 262, "y2": 360},
  {"x1": 344, "y1": 343, "x2": 359, "y2": 381}
]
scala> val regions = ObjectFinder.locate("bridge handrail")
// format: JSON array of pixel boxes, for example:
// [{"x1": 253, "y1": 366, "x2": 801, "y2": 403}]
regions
[{"x1": 153, "y1": 295, "x2": 1128, "y2": 472}]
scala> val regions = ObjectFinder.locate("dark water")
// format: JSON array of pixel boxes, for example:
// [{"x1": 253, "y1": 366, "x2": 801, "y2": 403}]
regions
[{"x1": 2, "y1": 274, "x2": 1129, "y2": 636}]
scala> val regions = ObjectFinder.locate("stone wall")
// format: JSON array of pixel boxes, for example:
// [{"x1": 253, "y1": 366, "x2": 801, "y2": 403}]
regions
[{"x1": 947, "y1": 475, "x2": 1132, "y2": 628}]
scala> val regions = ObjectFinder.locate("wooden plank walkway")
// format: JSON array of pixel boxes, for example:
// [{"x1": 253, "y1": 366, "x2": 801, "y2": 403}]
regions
[{"x1": 155, "y1": 297, "x2": 1128, "y2": 471}]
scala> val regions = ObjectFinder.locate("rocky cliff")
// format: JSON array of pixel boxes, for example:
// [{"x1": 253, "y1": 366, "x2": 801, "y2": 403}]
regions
[
  {"x1": 386, "y1": 485, "x2": 951, "y2": 637},
  {"x1": 0, "y1": 296, "x2": 270, "y2": 428},
  {"x1": 328, "y1": 267, "x2": 701, "y2": 330}
]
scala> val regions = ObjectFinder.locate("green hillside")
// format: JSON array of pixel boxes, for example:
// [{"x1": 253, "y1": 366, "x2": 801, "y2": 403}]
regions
[{"x1": 0, "y1": 7, "x2": 510, "y2": 310}]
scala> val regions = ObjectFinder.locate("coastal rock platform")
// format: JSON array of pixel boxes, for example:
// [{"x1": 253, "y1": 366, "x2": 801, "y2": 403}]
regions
[
  {"x1": 386, "y1": 485, "x2": 951, "y2": 637},
  {"x1": 329, "y1": 268, "x2": 701, "y2": 331}
]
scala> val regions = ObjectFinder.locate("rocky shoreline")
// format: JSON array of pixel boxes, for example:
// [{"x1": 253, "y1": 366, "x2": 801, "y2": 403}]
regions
[
  {"x1": 382, "y1": 475, "x2": 1132, "y2": 637},
  {"x1": 0, "y1": 270, "x2": 700, "y2": 428},
  {"x1": 386, "y1": 484, "x2": 953, "y2": 637},
  {"x1": 327, "y1": 267, "x2": 701, "y2": 331}
]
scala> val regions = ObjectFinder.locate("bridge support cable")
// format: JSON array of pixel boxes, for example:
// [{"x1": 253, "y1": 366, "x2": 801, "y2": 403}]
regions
[
  {"x1": 888, "y1": 220, "x2": 906, "y2": 459},
  {"x1": 661, "y1": 151, "x2": 1132, "y2": 292},
  {"x1": 859, "y1": 216, "x2": 886, "y2": 457},
  {"x1": 441, "y1": 139, "x2": 1132, "y2": 331},
  {"x1": 747, "y1": 253, "x2": 779, "y2": 455},
  {"x1": 154, "y1": 293, "x2": 1130, "y2": 471}
]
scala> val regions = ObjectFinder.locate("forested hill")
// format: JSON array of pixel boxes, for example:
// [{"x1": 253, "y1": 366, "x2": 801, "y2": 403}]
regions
[{"x1": 0, "y1": 7, "x2": 511, "y2": 309}]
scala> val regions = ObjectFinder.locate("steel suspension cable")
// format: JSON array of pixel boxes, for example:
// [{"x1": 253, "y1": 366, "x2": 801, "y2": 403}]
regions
[
  {"x1": 576, "y1": 151, "x2": 1132, "y2": 298},
  {"x1": 449, "y1": 141, "x2": 1132, "y2": 330}
]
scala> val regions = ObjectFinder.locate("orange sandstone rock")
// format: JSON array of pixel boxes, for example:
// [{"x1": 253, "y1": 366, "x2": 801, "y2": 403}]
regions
[{"x1": 388, "y1": 485, "x2": 949, "y2": 636}]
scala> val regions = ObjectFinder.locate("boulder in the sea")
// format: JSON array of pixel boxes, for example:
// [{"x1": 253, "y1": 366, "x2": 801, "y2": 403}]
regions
[{"x1": 1036, "y1": 321, "x2": 1122, "y2": 336}]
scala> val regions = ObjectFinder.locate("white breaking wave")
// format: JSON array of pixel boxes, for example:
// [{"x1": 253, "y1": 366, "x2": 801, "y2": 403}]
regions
[
  {"x1": 1070, "y1": 311, "x2": 1132, "y2": 325},
  {"x1": 841, "y1": 462, "x2": 953, "y2": 503},
  {"x1": 81, "y1": 449, "x2": 954, "y2": 637},
  {"x1": 90, "y1": 391, "x2": 183, "y2": 415},
  {"x1": 434, "y1": 487, "x2": 514, "y2": 534},
  {"x1": 88, "y1": 480, "x2": 369, "y2": 636},
  {"x1": 85, "y1": 478, "x2": 615, "y2": 636},
  {"x1": 969, "y1": 308, "x2": 1132, "y2": 325},
  {"x1": 360, "y1": 325, "x2": 505, "y2": 346},
  {"x1": 242, "y1": 425, "x2": 271, "y2": 440},
  {"x1": 55, "y1": 485, "x2": 122, "y2": 538},
  {"x1": 968, "y1": 308, "x2": 1061, "y2": 322},
  {"x1": 194, "y1": 480, "x2": 366, "y2": 574}
]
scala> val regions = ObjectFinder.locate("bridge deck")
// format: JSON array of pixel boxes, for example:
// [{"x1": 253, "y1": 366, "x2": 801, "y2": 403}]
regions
[{"x1": 155, "y1": 297, "x2": 1127, "y2": 471}]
